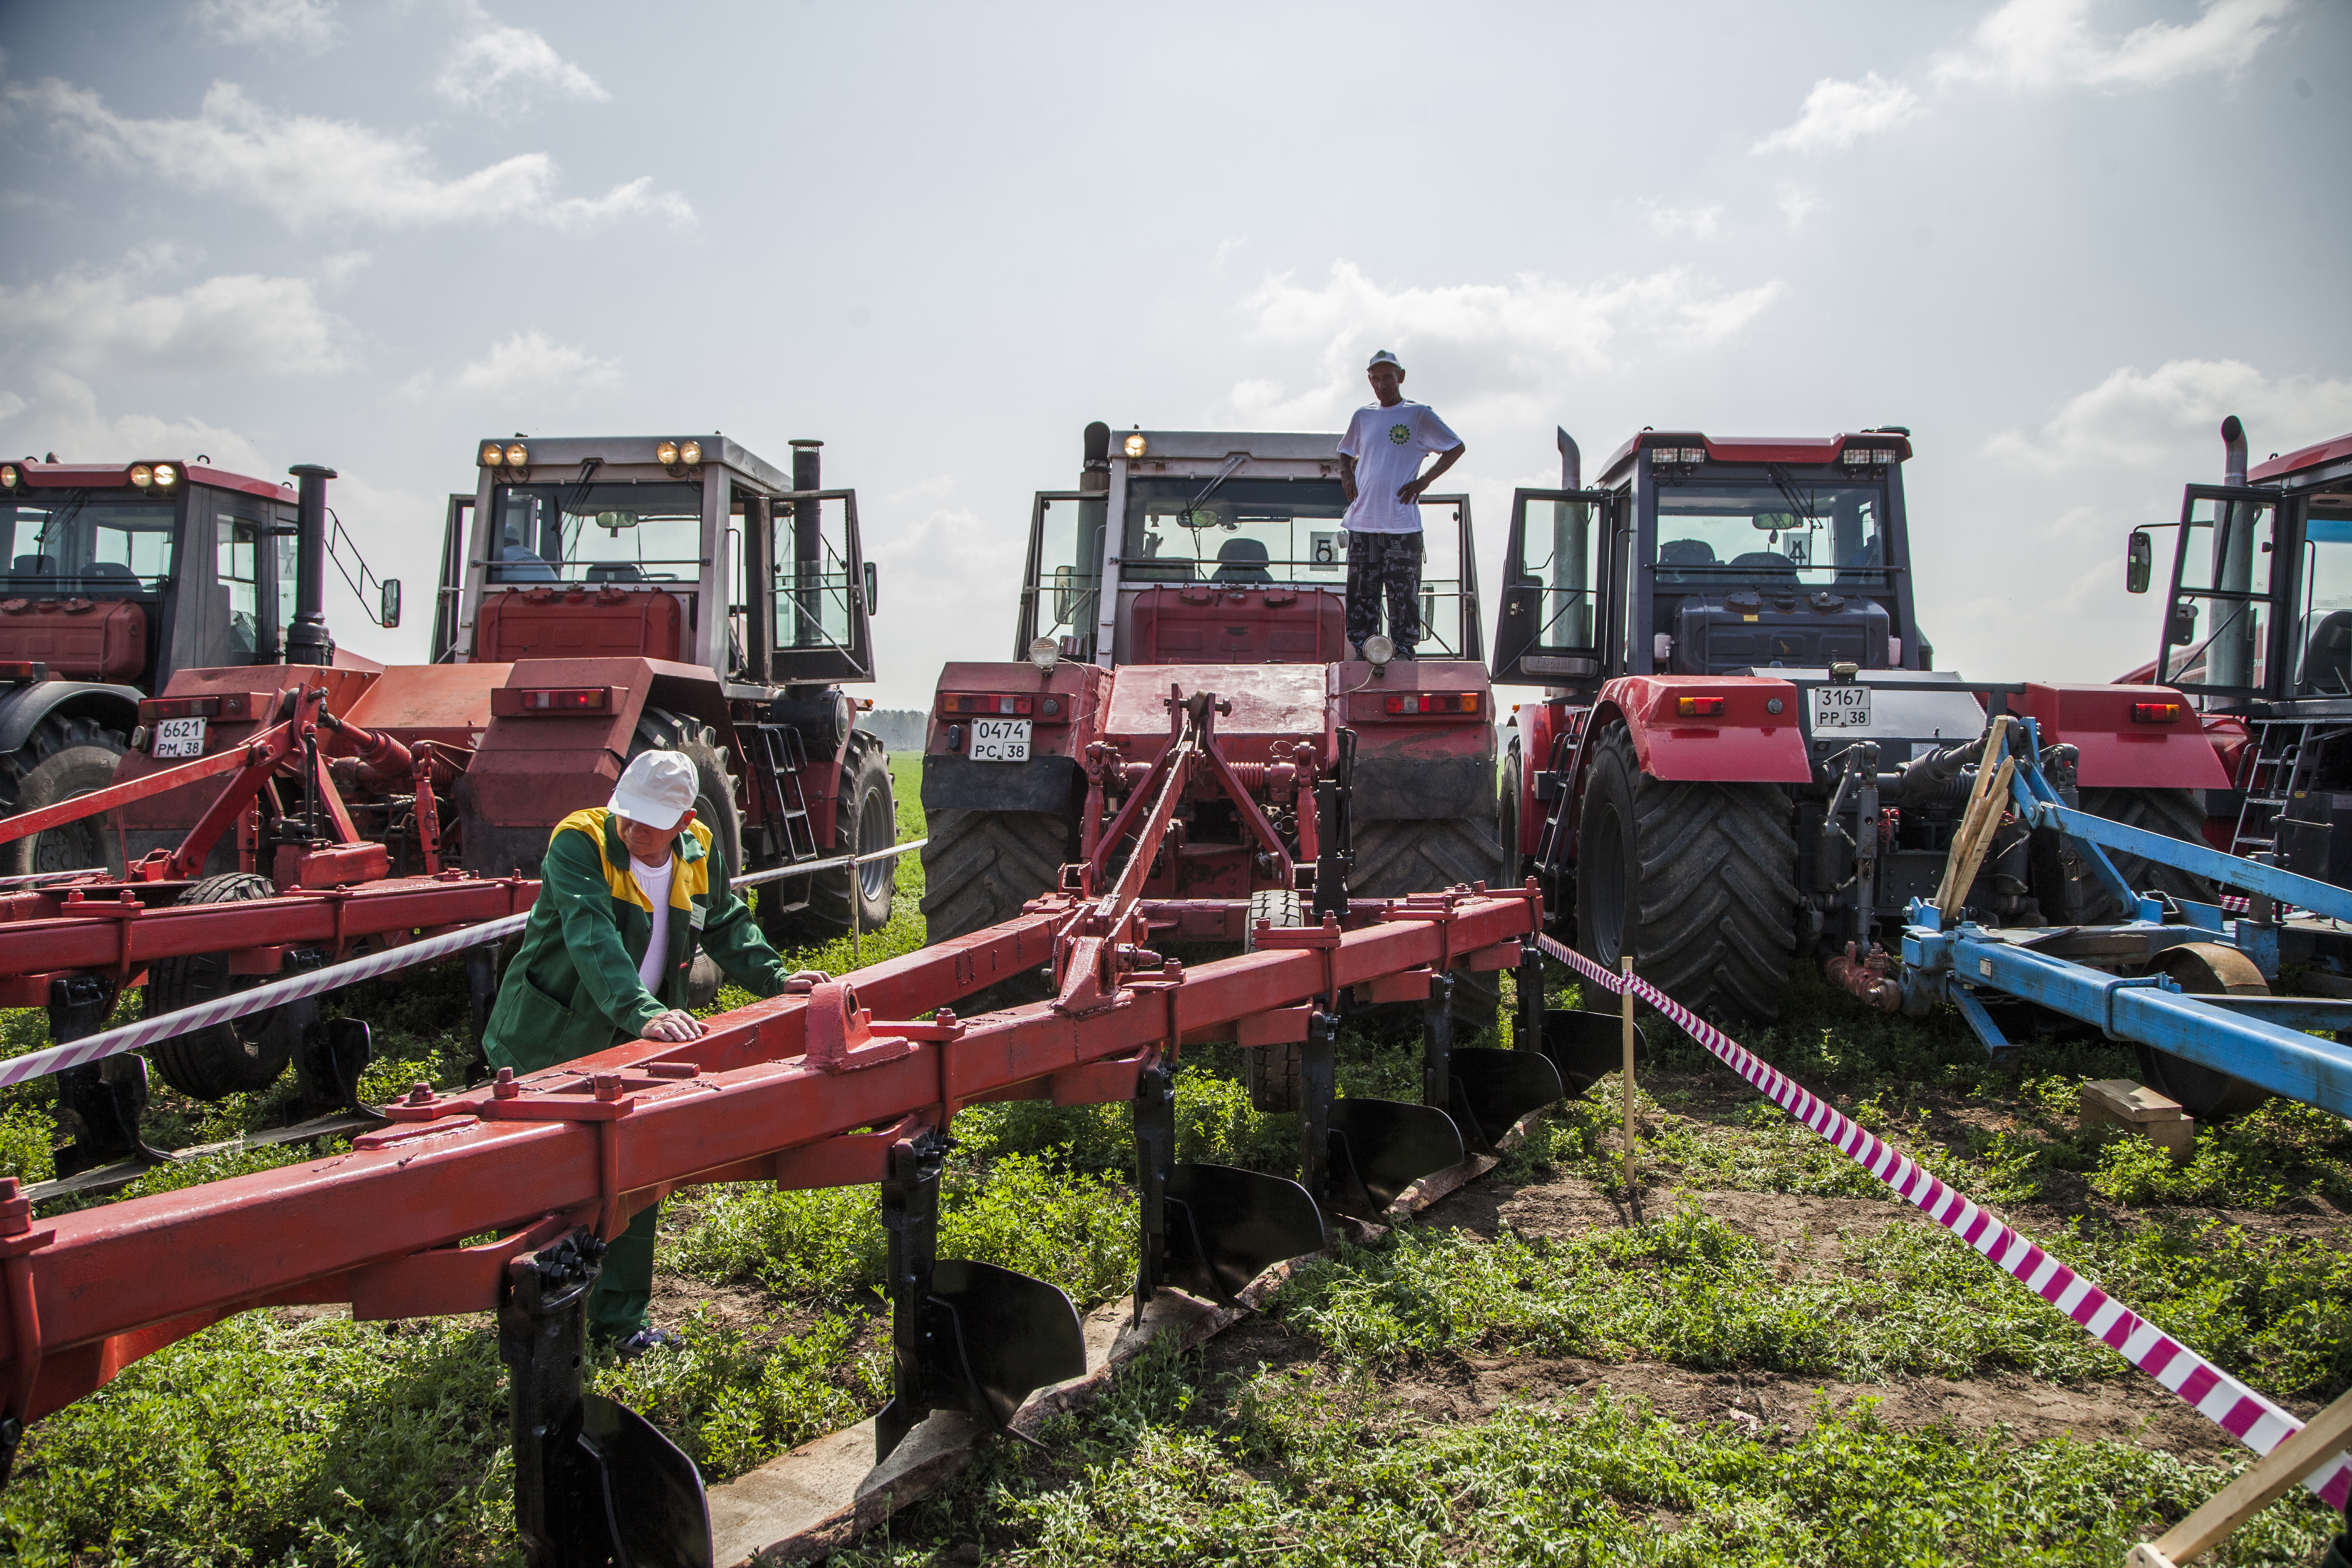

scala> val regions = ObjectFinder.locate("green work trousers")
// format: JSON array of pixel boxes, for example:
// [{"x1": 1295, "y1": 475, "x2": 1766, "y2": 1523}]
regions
[{"x1": 594, "y1": 1203, "x2": 660, "y2": 1341}]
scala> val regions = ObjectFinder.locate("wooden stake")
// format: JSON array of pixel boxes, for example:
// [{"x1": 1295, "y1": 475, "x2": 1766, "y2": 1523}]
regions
[
  {"x1": 1935, "y1": 716, "x2": 2017, "y2": 921},
  {"x1": 2126, "y1": 1383, "x2": 2352, "y2": 1565},
  {"x1": 1620, "y1": 954, "x2": 1636, "y2": 1191}
]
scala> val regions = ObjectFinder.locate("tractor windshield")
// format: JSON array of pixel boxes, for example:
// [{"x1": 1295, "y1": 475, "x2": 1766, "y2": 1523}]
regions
[
  {"x1": 1653, "y1": 478, "x2": 1887, "y2": 588},
  {"x1": 1124, "y1": 477, "x2": 1352, "y2": 587},
  {"x1": 2293, "y1": 513, "x2": 2352, "y2": 695},
  {"x1": 0, "y1": 493, "x2": 177, "y2": 595},
  {"x1": 490, "y1": 481, "x2": 703, "y2": 584}
]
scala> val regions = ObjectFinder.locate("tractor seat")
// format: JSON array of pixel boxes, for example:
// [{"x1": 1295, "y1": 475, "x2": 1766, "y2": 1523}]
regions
[
  {"x1": 83, "y1": 561, "x2": 139, "y2": 588},
  {"x1": 1211, "y1": 538, "x2": 1274, "y2": 584},
  {"x1": 1656, "y1": 538, "x2": 1715, "y2": 584},
  {"x1": 9, "y1": 554, "x2": 56, "y2": 578},
  {"x1": 2301, "y1": 610, "x2": 2352, "y2": 695},
  {"x1": 1729, "y1": 551, "x2": 1802, "y2": 581},
  {"x1": 493, "y1": 544, "x2": 559, "y2": 583},
  {"x1": 586, "y1": 562, "x2": 645, "y2": 583}
]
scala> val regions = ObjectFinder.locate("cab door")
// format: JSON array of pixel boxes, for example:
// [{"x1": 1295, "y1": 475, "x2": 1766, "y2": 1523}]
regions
[
  {"x1": 2157, "y1": 484, "x2": 2285, "y2": 701},
  {"x1": 1491, "y1": 488, "x2": 1614, "y2": 694},
  {"x1": 767, "y1": 487, "x2": 875, "y2": 684},
  {"x1": 1019, "y1": 491, "x2": 1106, "y2": 662},
  {"x1": 433, "y1": 494, "x2": 472, "y2": 663}
]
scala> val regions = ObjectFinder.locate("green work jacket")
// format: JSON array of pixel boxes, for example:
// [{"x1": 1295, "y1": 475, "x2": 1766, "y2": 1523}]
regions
[{"x1": 482, "y1": 807, "x2": 789, "y2": 1073}]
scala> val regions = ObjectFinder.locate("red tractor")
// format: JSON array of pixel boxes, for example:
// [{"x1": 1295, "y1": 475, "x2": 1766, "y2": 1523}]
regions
[
  {"x1": 0, "y1": 455, "x2": 397, "y2": 878},
  {"x1": 1498, "y1": 426, "x2": 2226, "y2": 1025},
  {"x1": 920, "y1": 422, "x2": 1506, "y2": 1088},
  {"x1": 99, "y1": 433, "x2": 893, "y2": 1102}
]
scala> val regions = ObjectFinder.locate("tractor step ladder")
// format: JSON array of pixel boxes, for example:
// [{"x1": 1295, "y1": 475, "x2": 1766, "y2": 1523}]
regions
[
  {"x1": 2229, "y1": 718, "x2": 2346, "y2": 859},
  {"x1": 748, "y1": 722, "x2": 825, "y2": 913}
]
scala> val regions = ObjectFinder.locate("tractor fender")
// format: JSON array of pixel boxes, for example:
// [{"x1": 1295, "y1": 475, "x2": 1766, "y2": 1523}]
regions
[
  {"x1": 1514, "y1": 701, "x2": 1564, "y2": 859},
  {"x1": 921, "y1": 753, "x2": 1085, "y2": 817},
  {"x1": 2016, "y1": 683, "x2": 2229, "y2": 790},
  {"x1": 1604, "y1": 676, "x2": 1811, "y2": 784},
  {"x1": 0, "y1": 680, "x2": 142, "y2": 755}
]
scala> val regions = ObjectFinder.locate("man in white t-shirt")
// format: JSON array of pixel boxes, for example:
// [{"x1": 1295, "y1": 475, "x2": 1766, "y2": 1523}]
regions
[{"x1": 1336, "y1": 349, "x2": 1465, "y2": 660}]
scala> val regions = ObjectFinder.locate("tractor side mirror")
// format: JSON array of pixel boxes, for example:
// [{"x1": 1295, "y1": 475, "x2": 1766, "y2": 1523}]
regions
[
  {"x1": 380, "y1": 579, "x2": 402, "y2": 628},
  {"x1": 863, "y1": 560, "x2": 879, "y2": 615},
  {"x1": 2126, "y1": 531, "x2": 2153, "y2": 595}
]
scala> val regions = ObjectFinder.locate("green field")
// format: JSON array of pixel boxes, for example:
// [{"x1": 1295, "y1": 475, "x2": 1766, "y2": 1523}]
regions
[{"x1": 3, "y1": 754, "x2": 2349, "y2": 1565}]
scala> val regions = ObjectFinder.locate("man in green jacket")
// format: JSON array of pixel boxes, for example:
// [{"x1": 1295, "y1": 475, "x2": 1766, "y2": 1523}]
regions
[{"x1": 482, "y1": 749, "x2": 796, "y2": 1352}]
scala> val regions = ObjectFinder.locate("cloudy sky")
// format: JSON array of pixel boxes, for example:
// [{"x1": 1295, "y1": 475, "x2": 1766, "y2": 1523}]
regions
[{"x1": 1, "y1": 0, "x2": 2345, "y2": 707}]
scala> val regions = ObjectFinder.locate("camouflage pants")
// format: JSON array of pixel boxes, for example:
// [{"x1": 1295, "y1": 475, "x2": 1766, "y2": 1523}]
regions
[{"x1": 1344, "y1": 530, "x2": 1422, "y2": 655}]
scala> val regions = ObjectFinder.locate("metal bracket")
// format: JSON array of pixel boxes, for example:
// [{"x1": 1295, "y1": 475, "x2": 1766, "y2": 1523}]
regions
[{"x1": 49, "y1": 975, "x2": 164, "y2": 1178}]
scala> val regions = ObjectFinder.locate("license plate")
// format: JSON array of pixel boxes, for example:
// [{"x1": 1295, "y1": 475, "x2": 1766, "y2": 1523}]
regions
[
  {"x1": 152, "y1": 717, "x2": 207, "y2": 758},
  {"x1": 1809, "y1": 685, "x2": 1872, "y2": 730},
  {"x1": 970, "y1": 718, "x2": 1031, "y2": 762}
]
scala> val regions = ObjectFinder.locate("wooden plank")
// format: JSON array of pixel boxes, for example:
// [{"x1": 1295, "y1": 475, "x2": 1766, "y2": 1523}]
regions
[{"x1": 2126, "y1": 1383, "x2": 2352, "y2": 1565}]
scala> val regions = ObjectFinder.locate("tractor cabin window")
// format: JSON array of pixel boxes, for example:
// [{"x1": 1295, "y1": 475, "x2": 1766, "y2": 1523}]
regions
[
  {"x1": 1025, "y1": 492, "x2": 1106, "y2": 660},
  {"x1": 2, "y1": 496, "x2": 176, "y2": 595},
  {"x1": 1653, "y1": 481, "x2": 1887, "y2": 589},
  {"x1": 1512, "y1": 493, "x2": 1598, "y2": 649},
  {"x1": 218, "y1": 515, "x2": 266, "y2": 655},
  {"x1": 2295, "y1": 513, "x2": 2352, "y2": 695},
  {"x1": 2164, "y1": 493, "x2": 2277, "y2": 693},
  {"x1": 771, "y1": 493, "x2": 859, "y2": 656},
  {"x1": 490, "y1": 482, "x2": 704, "y2": 585}
]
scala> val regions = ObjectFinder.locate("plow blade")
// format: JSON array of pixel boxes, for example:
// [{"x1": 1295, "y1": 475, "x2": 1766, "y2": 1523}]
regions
[
  {"x1": 1539, "y1": 1007, "x2": 1646, "y2": 1093},
  {"x1": 1165, "y1": 1162, "x2": 1326, "y2": 1304},
  {"x1": 1448, "y1": 1046, "x2": 1565, "y2": 1148},
  {"x1": 880, "y1": 1260, "x2": 1087, "y2": 1458},
  {"x1": 573, "y1": 1394, "x2": 716, "y2": 1568},
  {"x1": 1328, "y1": 1098, "x2": 1465, "y2": 1215}
]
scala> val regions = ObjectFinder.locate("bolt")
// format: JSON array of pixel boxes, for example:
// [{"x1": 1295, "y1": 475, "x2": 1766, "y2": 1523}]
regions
[
  {"x1": 593, "y1": 1073, "x2": 623, "y2": 1102},
  {"x1": 406, "y1": 1081, "x2": 435, "y2": 1105},
  {"x1": 492, "y1": 1066, "x2": 520, "y2": 1099}
]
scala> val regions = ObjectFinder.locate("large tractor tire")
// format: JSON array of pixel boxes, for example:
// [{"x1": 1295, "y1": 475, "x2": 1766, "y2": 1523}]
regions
[
  {"x1": 919, "y1": 806, "x2": 1075, "y2": 1008},
  {"x1": 1498, "y1": 744, "x2": 1524, "y2": 892},
  {"x1": 2077, "y1": 787, "x2": 2220, "y2": 918},
  {"x1": 1242, "y1": 888, "x2": 1306, "y2": 1113},
  {"x1": 1573, "y1": 725, "x2": 1799, "y2": 1026},
  {"x1": 149, "y1": 873, "x2": 301, "y2": 1099},
  {"x1": 0, "y1": 713, "x2": 129, "y2": 879},
  {"x1": 2135, "y1": 941, "x2": 2273, "y2": 1121},
  {"x1": 1353, "y1": 814, "x2": 1507, "y2": 1032},
  {"x1": 760, "y1": 741, "x2": 896, "y2": 949}
]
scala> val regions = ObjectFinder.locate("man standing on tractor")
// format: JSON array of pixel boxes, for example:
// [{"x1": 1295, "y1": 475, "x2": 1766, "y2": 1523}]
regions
[
  {"x1": 1338, "y1": 349, "x2": 1465, "y2": 660},
  {"x1": 480, "y1": 749, "x2": 798, "y2": 1356}
]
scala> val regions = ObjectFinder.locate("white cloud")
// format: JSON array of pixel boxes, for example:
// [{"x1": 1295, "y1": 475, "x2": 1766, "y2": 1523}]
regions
[
  {"x1": 9, "y1": 77, "x2": 691, "y2": 230},
  {"x1": 1644, "y1": 202, "x2": 1723, "y2": 241},
  {"x1": 448, "y1": 330, "x2": 619, "y2": 396},
  {"x1": 888, "y1": 474, "x2": 956, "y2": 503},
  {"x1": 1984, "y1": 358, "x2": 2352, "y2": 471},
  {"x1": 0, "y1": 370, "x2": 273, "y2": 473},
  {"x1": 1777, "y1": 184, "x2": 1824, "y2": 230},
  {"x1": 0, "y1": 248, "x2": 361, "y2": 375},
  {"x1": 1752, "y1": 72, "x2": 1921, "y2": 154},
  {"x1": 1223, "y1": 259, "x2": 1786, "y2": 427},
  {"x1": 1932, "y1": 0, "x2": 2293, "y2": 91},
  {"x1": 195, "y1": 0, "x2": 334, "y2": 48},
  {"x1": 436, "y1": 3, "x2": 609, "y2": 111}
]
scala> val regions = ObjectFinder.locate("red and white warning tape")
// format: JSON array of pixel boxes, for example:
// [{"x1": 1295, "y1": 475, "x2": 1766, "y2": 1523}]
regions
[{"x1": 1540, "y1": 933, "x2": 2352, "y2": 1511}]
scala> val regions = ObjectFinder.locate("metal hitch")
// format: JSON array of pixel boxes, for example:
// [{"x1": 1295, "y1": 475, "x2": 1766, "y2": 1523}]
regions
[
  {"x1": 1326, "y1": 1098, "x2": 1466, "y2": 1217},
  {"x1": 498, "y1": 1230, "x2": 714, "y2": 1568},
  {"x1": 877, "y1": 1130, "x2": 1086, "y2": 1463},
  {"x1": 1538, "y1": 1007, "x2": 1649, "y2": 1094},
  {"x1": 1135, "y1": 1065, "x2": 1324, "y2": 1311},
  {"x1": 1447, "y1": 1046, "x2": 1566, "y2": 1152}
]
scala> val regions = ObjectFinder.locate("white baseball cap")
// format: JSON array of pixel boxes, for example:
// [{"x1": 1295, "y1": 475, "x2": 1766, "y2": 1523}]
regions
[
  {"x1": 1367, "y1": 349, "x2": 1404, "y2": 373},
  {"x1": 610, "y1": 750, "x2": 697, "y2": 832}
]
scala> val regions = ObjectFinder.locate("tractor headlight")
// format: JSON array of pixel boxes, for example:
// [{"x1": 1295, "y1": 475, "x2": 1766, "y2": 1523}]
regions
[
  {"x1": 129, "y1": 463, "x2": 153, "y2": 488},
  {"x1": 1029, "y1": 635, "x2": 1060, "y2": 672},
  {"x1": 1124, "y1": 433, "x2": 1147, "y2": 459},
  {"x1": 1362, "y1": 633, "x2": 1394, "y2": 669},
  {"x1": 0, "y1": 464, "x2": 17, "y2": 489},
  {"x1": 656, "y1": 441, "x2": 678, "y2": 465},
  {"x1": 679, "y1": 440, "x2": 701, "y2": 466},
  {"x1": 481, "y1": 442, "x2": 505, "y2": 466},
  {"x1": 505, "y1": 443, "x2": 529, "y2": 467},
  {"x1": 152, "y1": 462, "x2": 177, "y2": 488}
]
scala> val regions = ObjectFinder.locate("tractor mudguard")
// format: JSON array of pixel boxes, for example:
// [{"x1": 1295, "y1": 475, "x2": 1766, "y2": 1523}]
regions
[
  {"x1": 1604, "y1": 676, "x2": 1811, "y2": 784},
  {"x1": 2017, "y1": 683, "x2": 2229, "y2": 790},
  {"x1": 1351, "y1": 753, "x2": 1495, "y2": 821},
  {"x1": 921, "y1": 753, "x2": 1085, "y2": 816},
  {"x1": 0, "y1": 680, "x2": 144, "y2": 757}
]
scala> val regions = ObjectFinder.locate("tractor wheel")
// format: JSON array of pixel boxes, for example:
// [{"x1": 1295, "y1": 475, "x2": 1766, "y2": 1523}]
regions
[
  {"x1": 920, "y1": 806, "x2": 1075, "y2": 1008},
  {"x1": 1498, "y1": 745, "x2": 1524, "y2": 892},
  {"x1": 2134, "y1": 941, "x2": 2273, "y2": 1120},
  {"x1": 148, "y1": 873, "x2": 301, "y2": 1099},
  {"x1": 1352, "y1": 815, "x2": 1506, "y2": 1032},
  {"x1": 760, "y1": 743, "x2": 896, "y2": 948},
  {"x1": 1573, "y1": 725, "x2": 1798, "y2": 1026},
  {"x1": 0, "y1": 713, "x2": 129, "y2": 879},
  {"x1": 2078, "y1": 788, "x2": 2219, "y2": 918},
  {"x1": 1242, "y1": 888, "x2": 1306, "y2": 1113}
]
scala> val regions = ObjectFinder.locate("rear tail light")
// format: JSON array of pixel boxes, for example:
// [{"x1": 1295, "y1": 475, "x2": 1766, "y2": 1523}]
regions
[
  {"x1": 2130, "y1": 702, "x2": 2182, "y2": 724},
  {"x1": 139, "y1": 695, "x2": 222, "y2": 721},
  {"x1": 1677, "y1": 696, "x2": 1726, "y2": 717},
  {"x1": 0, "y1": 660, "x2": 47, "y2": 683},
  {"x1": 940, "y1": 694, "x2": 1034, "y2": 716},
  {"x1": 518, "y1": 687, "x2": 610, "y2": 712},
  {"x1": 1383, "y1": 693, "x2": 1483, "y2": 714}
]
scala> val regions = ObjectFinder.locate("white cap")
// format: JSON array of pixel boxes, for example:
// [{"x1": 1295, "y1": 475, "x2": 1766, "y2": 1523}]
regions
[
  {"x1": 1367, "y1": 349, "x2": 1404, "y2": 373},
  {"x1": 610, "y1": 750, "x2": 697, "y2": 832}
]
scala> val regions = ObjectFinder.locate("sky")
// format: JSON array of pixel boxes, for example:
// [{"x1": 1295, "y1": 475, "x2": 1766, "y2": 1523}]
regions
[{"x1": 0, "y1": 0, "x2": 2346, "y2": 709}]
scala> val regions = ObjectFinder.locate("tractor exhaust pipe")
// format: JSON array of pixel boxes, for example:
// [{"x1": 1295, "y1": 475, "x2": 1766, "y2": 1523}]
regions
[
  {"x1": 284, "y1": 464, "x2": 337, "y2": 668},
  {"x1": 1558, "y1": 427, "x2": 1581, "y2": 490},
  {"x1": 1082, "y1": 421, "x2": 1110, "y2": 494},
  {"x1": 2221, "y1": 415, "x2": 2247, "y2": 486}
]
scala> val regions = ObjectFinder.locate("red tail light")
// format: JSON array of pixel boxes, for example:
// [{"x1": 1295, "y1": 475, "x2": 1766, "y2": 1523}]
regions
[
  {"x1": 941, "y1": 694, "x2": 1034, "y2": 716},
  {"x1": 1382, "y1": 693, "x2": 1483, "y2": 715},
  {"x1": 0, "y1": 660, "x2": 48, "y2": 683},
  {"x1": 519, "y1": 688, "x2": 609, "y2": 712},
  {"x1": 2130, "y1": 702, "x2": 2182, "y2": 724},
  {"x1": 1677, "y1": 696, "x2": 1725, "y2": 717},
  {"x1": 139, "y1": 696, "x2": 222, "y2": 722}
]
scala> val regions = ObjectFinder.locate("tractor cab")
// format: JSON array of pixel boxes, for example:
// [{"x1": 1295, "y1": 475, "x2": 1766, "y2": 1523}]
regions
[
  {"x1": 441, "y1": 435, "x2": 876, "y2": 692},
  {"x1": 1491, "y1": 429, "x2": 1920, "y2": 697},
  {"x1": 1022, "y1": 428, "x2": 1481, "y2": 665}
]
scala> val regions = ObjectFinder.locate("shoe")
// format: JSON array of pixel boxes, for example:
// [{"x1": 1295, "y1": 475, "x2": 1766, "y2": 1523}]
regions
[{"x1": 613, "y1": 1326, "x2": 680, "y2": 1362}]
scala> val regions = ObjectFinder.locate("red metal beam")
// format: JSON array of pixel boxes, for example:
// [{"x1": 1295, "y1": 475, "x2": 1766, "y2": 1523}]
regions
[
  {"x1": 0, "y1": 725, "x2": 292, "y2": 848},
  {"x1": 0, "y1": 888, "x2": 1534, "y2": 1424}
]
